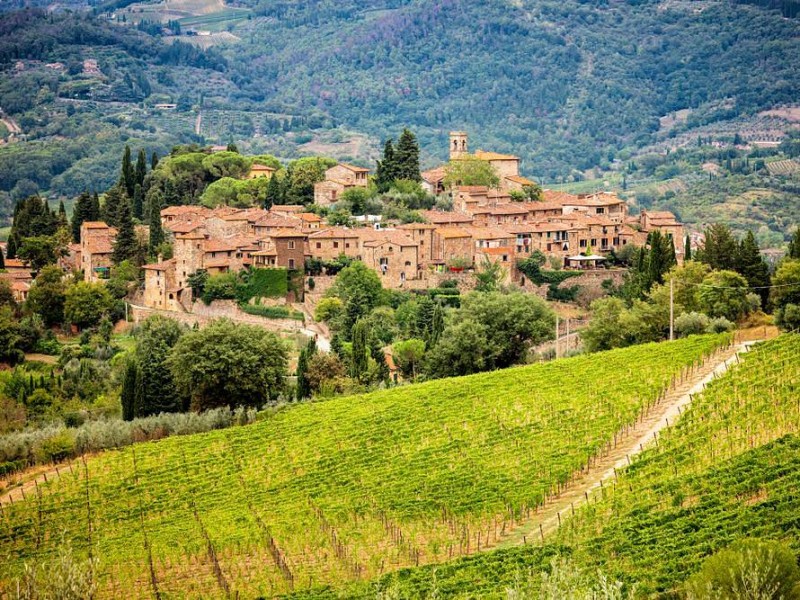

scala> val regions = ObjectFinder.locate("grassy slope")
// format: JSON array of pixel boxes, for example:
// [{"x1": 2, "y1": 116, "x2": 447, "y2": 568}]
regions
[
  {"x1": 287, "y1": 334, "x2": 800, "y2": 599},
  {"x1": 0, "y1": 335, "x2": 729, "y2": 598}
]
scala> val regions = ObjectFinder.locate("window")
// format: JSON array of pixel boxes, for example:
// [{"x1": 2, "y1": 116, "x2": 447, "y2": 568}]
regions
[
  {"x1": 405, "y1": 261, "x2": 411, "y2": 267},
  {"x1": 316, "y1": 242, "x2": 321, "y2": 249},
  {"x1": 502, "y1": 255, "x2": 508, "y2": 262},
  {"x1": 288, "y1": 259, "x2": 295, "y2": 269},
  {"x1": 580, "y1": 239, "x2": 587, "y2": 248},
  {"x1": 288, "y1": 241, "x2": 295, "y2": 250},
  {"x1": 591, "y1": 239, "x2": 597, "y2": 246},
  {"x1": 345, "y1": 243, "x2": 350, "y2": 248},
  {"x1": 333, "y1": 241, "x2": 339, "y2": 249}
]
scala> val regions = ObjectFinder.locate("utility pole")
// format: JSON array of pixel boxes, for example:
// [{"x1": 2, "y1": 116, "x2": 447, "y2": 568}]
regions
[{"x1": 669, "y1": 278, "x2": 674, "y2": 341}]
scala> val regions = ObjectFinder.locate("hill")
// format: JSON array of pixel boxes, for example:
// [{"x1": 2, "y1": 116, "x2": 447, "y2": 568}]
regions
[
  {"x1": 0, "y1": 335, "x2": 728, "y2": 597},
  {"x1": 1, "y1": 0, "x2": 800, "y2": 232},
  {"x1": 286, "y1": 333, "x2": 800, "y2": 598}
]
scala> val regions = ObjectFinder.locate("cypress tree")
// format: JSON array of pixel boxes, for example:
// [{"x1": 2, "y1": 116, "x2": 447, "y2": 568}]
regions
[
  {"x1": 265, "y1": 174, "x2": 281, "y2": 209},
  {"x1": 0, "y1": 246, "x2": 5, "y2": 269},
  {"x1": 736, "y1": 230, "x2": 771, "y2": 308},
  {"x1": 295, "y1": 338, "x2": 316, "y2": 400},
  {"x1": 394, "y1": 129, "x2": 421, "y2": 181},
  {"x1": 370, "y1": 337, "x2": 389, "y2": 385},
  {"x1": 430, "y1": 302, "x2": 445, "y2": 347},
  {"x1": 102, "y1": 185, "x2": 127, "y2": 227},
  {"x1": 684, "y1": 234, "x2": 692, "y2": 261},
  {"x1": 57, "y1": 200, "x2": 68, "y2": 228},
  {"x1": 135, "y1": 149, "x2": 147, "y2": 188},
  {"x1": 350, "y1": 320, "x2": 369, "y2": 381},
  {"x1": 151, "y1": 151, "x2": 159, "y2": 170},
  {"x1": 788, "y1": 227, "x2": 800, "y2": 260},
  {"x1": 91, "y1": 192, "x2": 101, "y2": 220},
  {"x1": 375, "y1": 139, "x2": 398, "y2": 192},
  {"x1": 148, "y1": 191, "x2": 164, "y2": 254},
  {"x1": 698, "y1": 223, "x2": 737, "y2": 271},
  {"x1": 72, "y1": 191, "x2": 93, "y2": 242},
  {"x1": 133, "y1": 184, "x2": 144, "y2": 221},
  {"x1": 120, "y1": 145, "x2": 135, "y2": 198},
  {"x1": 6, "y1": 234, "x2": 16, "y2": 259},
  {"x1": 121, "y1": 359, "x2": 139, "y2": 421},
  {"x1": 112, "y1": 196, "x2": 138, "y2": 264}
]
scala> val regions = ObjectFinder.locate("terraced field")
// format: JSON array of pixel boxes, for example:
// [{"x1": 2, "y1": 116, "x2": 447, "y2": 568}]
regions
[
  {"x1": 0, "y1": 335, "x2": 730, "y2": 598},
  {"x1": 292, "y1": 334, "x2": 800, "y2": 599}
]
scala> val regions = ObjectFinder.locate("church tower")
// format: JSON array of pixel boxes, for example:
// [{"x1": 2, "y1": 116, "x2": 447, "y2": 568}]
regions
[{"x1": 449, "y1": 131, "x2": 468, "y2": 160}]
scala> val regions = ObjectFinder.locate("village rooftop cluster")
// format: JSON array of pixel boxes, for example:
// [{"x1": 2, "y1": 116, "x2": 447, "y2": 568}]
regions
[{"x1": 1, "y1": 132, "x2": 684, "y2": 308}]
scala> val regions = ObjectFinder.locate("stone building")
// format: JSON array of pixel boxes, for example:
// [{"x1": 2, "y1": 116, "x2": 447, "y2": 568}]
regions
[
  {"x1": 142, "y1": 259, "x2": 179, "y2": 310},
  {"x1": 313, "y1": 163, "x2": 370, "y2": 206},
  {"x1": 80, "y1": 221, "x2": 116, "y2": 282}
]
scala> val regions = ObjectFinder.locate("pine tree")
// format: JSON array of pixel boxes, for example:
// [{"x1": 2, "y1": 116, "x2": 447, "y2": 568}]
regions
[
  {"x1": 135, "y1": 149, "x2": 147, "y2": 188},
  {"x1": 132, "y1": 184, "x2": 144, "y2": 221},
  {"x1": 295, "y1": 338, "x2": 316, "y2": 400},
  {"x1": 736, "y1": 230, "x2": 771, "y2": 308},
  {"x1": 148, "y1": 191, "x2": 164, "y2": 254},
  {"x1": 684, "y1": 234, "x2": 692, "y2": 261},
  {"x1": 121, "y1": 359, "x2": 139, "y2": 421},
  {"x1": 150, "y1": 151, "x2": 159, "y2": 170},
  {"x1": 265, "y1": 174, "x2": 281, "y2": 209},
  {"x1": 375, "y1": 139, "x2": 398, "y2": 192},
  {"x1": 788, "y1": 228, "x2": 800, "y2": 260},
  {"x1": 394, "y1": 129, "x2": 421, "y2": 181},
  {"x1": 112, "y1": 196, "x2": 138, "y2": 264},
  {"x1": 120, "y1": 145, "x2": 135, "y2": 198}
]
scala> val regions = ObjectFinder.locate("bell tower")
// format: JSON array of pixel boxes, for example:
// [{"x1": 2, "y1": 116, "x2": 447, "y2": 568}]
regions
[{"x1": 449, "y1": 131, "x2": 468, "y2": 160}]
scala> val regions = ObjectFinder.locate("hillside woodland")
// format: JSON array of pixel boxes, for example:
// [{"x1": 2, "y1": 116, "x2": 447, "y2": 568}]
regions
[{"x1": 0, "y1": 0, "x2": 799, "y2": 238}]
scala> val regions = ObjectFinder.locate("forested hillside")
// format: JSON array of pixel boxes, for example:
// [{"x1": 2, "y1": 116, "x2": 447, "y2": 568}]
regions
[{"x1": 0, "y1": 0, "x2": 799, "y2": 229}]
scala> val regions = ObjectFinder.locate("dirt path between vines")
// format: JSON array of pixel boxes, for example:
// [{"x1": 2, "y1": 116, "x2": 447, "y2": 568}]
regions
[{"x1": 491, "y1": 341, "x2": 754, "y2": 550}]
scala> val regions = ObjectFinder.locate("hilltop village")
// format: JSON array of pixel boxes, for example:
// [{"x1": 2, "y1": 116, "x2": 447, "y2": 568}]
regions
[{"x1": 0, "y1": 132, "x2": 684, "y2": 314}]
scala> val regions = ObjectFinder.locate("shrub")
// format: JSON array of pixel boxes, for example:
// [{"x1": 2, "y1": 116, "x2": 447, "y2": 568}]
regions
[
  {"x1": 776, "y1": 303, "x2": 800, "y2": 332},
  {"x1": 706, "y1": 316, "x2": 735, "y2": 334},
  {"x1": 684, "y1": 539, "x2": 800, "y2": 600},
  {"x1": 239, "y1": 304, "x2": 304, "y2": 320},
  {"x1": 675, "y1": 312, "x2": 710, "y2": 337},
  {"x1": 34, "y1": 429, "x2": 75, "y2": 464}
]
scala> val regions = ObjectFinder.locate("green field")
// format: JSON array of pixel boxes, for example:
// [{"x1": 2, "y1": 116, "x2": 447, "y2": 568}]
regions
[
  {"x1": 290, "y1": 334, "x2": 800, "y2": 598},
  {"x1": 0, "y1": 335, "x2": 729, "y2": 598}
]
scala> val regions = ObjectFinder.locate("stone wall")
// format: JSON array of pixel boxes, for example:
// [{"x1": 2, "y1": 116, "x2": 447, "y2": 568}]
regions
[{"x1": 129, "y1": 300, "x2": 305, "y2": 334}]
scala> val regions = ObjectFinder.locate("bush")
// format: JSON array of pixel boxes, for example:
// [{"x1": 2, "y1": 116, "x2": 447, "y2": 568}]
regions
[
  {"x1": 684, "y1": 539, "x2": 800, "y2": 600},
  {"x1": 675, "y1": 312, "x2": 710, "y2": 337},
  {"x1": 239, "y1": 304, "x2": 304, "y2": 320},
  {"x1": 706, "y1": 316, "x2": 735, "y2": 334},
  {"x1": 776, "y1": 303, "x2": 800, "y2": 332},
  {"x1": 34, "y1": 429, "x2": 75, "y2": 463},
  {"x1": 201, "y1": 272, "x2": 239, "y2": 304}
]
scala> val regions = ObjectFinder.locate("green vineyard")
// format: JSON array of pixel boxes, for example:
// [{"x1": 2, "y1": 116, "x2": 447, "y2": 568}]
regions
[
  {"x1": 0, "y1": 335, "x2": 729, "y2": 598},
  {"x1": 291, "y1": 333, "x2": 800, "y2": 599}
]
